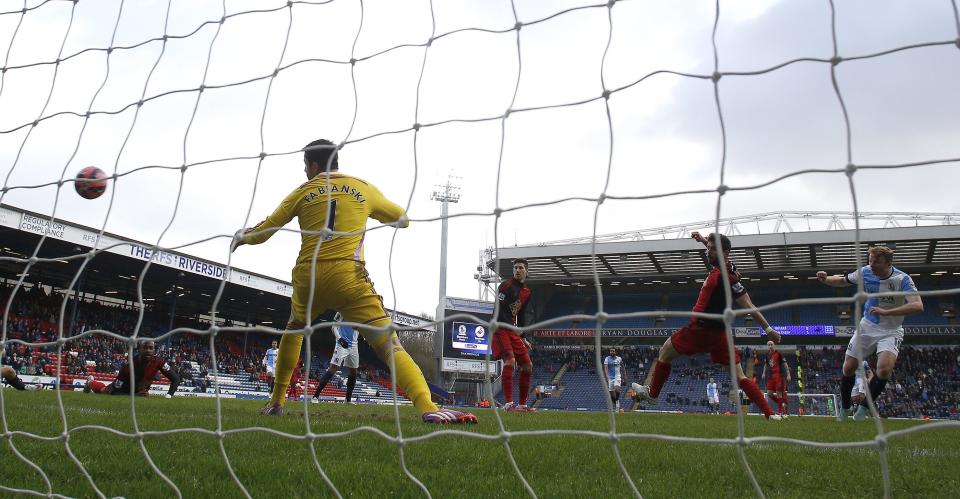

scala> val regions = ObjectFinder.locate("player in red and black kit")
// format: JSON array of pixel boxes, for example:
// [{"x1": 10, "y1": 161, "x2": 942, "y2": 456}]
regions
[
  {"x1": 494, "y1": 259, "x2": 535, "y2": 412},
  {"x1": 84, "y1": 340, "x2": 180, "y2": 397},
  {"x1": 627, "y1": 232, "x2": 784, "y2": 420},
  {"x1": 286, "y1": 358, "x2": 307, "y2": 400},
  {"x1": 1, "y1": 366, "x2": 39, "y2": 391},
  {"x1": 762, "y1": 340, "x2": 792, "y2": 417}
]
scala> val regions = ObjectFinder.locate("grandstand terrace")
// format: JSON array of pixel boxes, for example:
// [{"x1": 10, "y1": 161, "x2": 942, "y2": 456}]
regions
[
  {"x1": 0, "y1": 203, "x2": 435, "y2": 404},
  {"x1": 484, "y1": 212, "x2": 960, "y2": 417}
]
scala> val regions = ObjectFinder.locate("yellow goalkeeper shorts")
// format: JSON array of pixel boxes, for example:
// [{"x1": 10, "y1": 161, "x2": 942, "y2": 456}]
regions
[{"x1": 287, "y1": 259, "x2": 392, "y2": 346}]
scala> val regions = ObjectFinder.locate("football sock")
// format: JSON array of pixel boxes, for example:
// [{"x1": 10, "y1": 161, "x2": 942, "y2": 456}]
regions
[
  {"x1": 345, "y1": 374, "x2": 356, "y2": 403},
  {"x1": 777, "y1": 395, "x2": 787, "y2": 415},
  {"x1": 354, "y1": 315, "x2": 439, "y2": 414},
  {"x1": 361, "y1": 326, "x2": 438, "y2": 414},
  {"x1": 270, "y1": 333, "x2": 304, "y2": 405},
  {"x1": 267, "y1": 378, "x2": 274, "y2": 393},
  {"x1": 89, "y1": 380, "x2": 109, "y2": 393},
  {"x1": 649, "y1": 361, "x2": 672, "y2": 398},
  {"x1": 313, "y1": 370, "x2": 334, "y2": 398},
  {"x1": 868, "y1": 376, "x2": 888, "y2": 403},
  {"x1": 518, "y1": 367, "x2": 531, "y2": 405},
  {"x1": 389, "y1": 346, "x2": 437, "y2": 414},
  {"x1": 7, "y1": 376, "x2": 26, "y2": 391},
  {"x1": 501, "y1": 364, "x2": 515, "y2": 404},
  {"x1": 840, "y1": 374, "x2": 855, "y2": 409},
  {"x1": 739, "y1": 378, "x2": 773, "y2": 417}
]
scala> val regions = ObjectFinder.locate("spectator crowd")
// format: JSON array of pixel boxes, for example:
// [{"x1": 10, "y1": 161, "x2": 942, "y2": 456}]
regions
[{"x1": 3, "y1": 282, "x2": 958, "y2": 419}]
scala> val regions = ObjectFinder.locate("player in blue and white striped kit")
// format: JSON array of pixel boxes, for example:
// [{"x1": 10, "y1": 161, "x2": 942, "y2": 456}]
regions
[
  {"x1": 313, "y1": 312, "x2": 359, "y2": 403},
  {"x1": 603, "y1": 348, "x2": 628, "y2": 412},
  {"x1": 262, "y1": 340, "x2": 279, "y2": 393},
  {"x1": 817, "y1": 245, "x2": 923, "y2": 421},
  {"x1": 706, "y1": 378, "x2": 720, "y2": 414}
]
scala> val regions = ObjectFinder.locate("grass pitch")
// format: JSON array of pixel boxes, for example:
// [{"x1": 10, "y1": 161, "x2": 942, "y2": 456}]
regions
[{"x1": 0, "y1": 391, "x2": 957, "y2": 498}]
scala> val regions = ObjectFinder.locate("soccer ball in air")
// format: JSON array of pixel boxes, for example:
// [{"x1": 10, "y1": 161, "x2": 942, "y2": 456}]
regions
[{"x1": 74, "y1": 166, "x2": 108, "y2": 199}]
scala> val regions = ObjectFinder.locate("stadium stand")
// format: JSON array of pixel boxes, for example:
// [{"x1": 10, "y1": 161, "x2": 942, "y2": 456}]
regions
[
  {"x1": 536, "y1": 280, "x2": 958, "y2": 331},
  {"x1": 1, "y1": 282, "x2": 411, "y2": 404},
  {"x1": 799, "y1": 345, "x2": 960, "y2": 420},
  {"x1": 497, "y1": 342, "x2": 959, "y2": 420},
  {"x1": 3, "y1": 266, "x2": 957, "y2": 417}
]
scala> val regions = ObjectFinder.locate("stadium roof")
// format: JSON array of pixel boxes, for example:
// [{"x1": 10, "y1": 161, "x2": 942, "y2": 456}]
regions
[
  {"x1": 488, "y1": 213, "x2": 960, "y2": 284},
  {"x1": 0, "y1": 204, "x2": 434, "y2": 329},
  {"x1": 0, "y1": 204, "x2": 292, "y2": 324}
]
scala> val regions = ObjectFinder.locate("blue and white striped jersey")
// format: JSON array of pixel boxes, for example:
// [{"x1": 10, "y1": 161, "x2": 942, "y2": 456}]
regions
[
  {"x1": 332, "y1": 312, "x2": 358, "y2": 348},
  {"x1": 263, "y1": 348, "x2": 278, "y2": 369},
  {"x1": 603, "y1": 355, "x2": 622, "y2": 380},
  {"x1": 846, "y1": 265, "x2": 918, "y2": 329},
  {"x1": 707, "y1": 382, "x2": 718, "y2": 399}
]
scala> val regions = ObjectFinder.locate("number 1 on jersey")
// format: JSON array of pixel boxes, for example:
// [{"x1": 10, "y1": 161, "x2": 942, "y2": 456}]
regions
[{"x1": 322, "y1": 200, "x2": 337, "y2": 241}]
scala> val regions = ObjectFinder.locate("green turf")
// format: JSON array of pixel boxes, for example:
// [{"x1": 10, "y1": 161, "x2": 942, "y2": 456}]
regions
[{"x1": 0, "y1": 391, "x2": 957, "y2": 498}]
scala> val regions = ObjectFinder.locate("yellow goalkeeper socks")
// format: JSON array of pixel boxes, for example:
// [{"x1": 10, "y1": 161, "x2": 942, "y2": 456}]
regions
[
  {"x1": 271, "y1": 333, "x2": 304, "y2": 405},
  {"x1": 387, "y1": 342, "x2": 438, "y2": 414}
]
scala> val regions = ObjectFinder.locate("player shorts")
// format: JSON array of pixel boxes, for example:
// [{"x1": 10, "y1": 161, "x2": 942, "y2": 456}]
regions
[
  {"x1": 670, "y1": 320, "x2": 740, "y2": 365},
  {"x1": 709, "y1": 395, "x2": 720, "y2": 404},
  {"x1": 766, "y1": 376, "x2": 785, "y2": 393},
  {"x1": 607, "y1": 376, "x2": 622, "y2": 391},
  {"x1": 288, "y1": 259, "x2": 392, "y2": 347},
  {"x1": 492, "y1": 329, "x2": 531, "y2": 366},
  {"x1": 265, "y1": 365, "x2": 276, "y2": 376},
  {"x1": 102, "y1": 381, "x2": 148, "y2": 396},
  {"x1": 330, "y1": 342, "x2": 360, "y2": 369},
  {"x1": 845, "y1": 318, "x2": 903, "y2": 360}
]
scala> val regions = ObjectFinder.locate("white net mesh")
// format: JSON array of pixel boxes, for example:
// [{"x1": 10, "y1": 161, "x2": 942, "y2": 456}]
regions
[
  {"x1": 781, "y1": 393, "x2": 839, "y2": 418},
  {"x1": 2, "y1": 0, "x2": 960, "y2": 497}
]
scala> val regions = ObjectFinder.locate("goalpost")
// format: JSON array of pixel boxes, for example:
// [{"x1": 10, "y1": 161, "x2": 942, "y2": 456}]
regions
[
  {"x1": 1, "y1": 0, "x2": 959, "y2": 497},
  {"x1": 783, "y1": 393, "x2": 840, "y2": 419}
]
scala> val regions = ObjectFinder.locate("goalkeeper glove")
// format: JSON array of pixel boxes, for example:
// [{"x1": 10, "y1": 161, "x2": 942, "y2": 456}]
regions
[
  {"x1": 337, "y1": 337, "x2": 350, "y2": 349},
  {"x1": 230, "y1": 230, "x2": 243, "y2": 252}
]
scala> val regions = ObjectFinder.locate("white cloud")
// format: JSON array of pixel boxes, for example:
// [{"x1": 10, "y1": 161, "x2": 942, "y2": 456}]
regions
[{"x1": 1, "y1": 0, "x2": 958, "y2": 318}]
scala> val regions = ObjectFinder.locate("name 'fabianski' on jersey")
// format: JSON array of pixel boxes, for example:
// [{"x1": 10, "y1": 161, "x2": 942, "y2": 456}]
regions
[{"x1": 241, "y1": 172, "x2": 406, "y2": 266}]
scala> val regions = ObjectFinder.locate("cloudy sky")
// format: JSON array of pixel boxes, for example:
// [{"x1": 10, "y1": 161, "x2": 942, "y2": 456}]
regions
[{"x1": 1, "y1": 0, "x2": 958, "y2": 318}]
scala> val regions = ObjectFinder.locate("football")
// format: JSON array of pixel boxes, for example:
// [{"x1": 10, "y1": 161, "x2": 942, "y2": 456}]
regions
[{"x1": 74, "y1": 166, "x2": 108, "y2": 199}]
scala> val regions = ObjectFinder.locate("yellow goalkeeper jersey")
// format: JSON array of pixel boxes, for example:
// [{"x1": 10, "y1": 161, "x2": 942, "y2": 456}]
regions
[{"x1": 240, "y1": 172, "x2": 406, "y2": 265}]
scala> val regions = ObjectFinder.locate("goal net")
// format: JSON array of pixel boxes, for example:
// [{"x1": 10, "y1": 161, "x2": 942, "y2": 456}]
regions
[
  {"x1": 1, "y1": 0, "x2": 959, "y2": 497},
  {"x1": 785, "y1": 393, "x2": 839, "y2": 418},
  {"x1": 732, "y1": 392, "x2": 838, "y2": 418}
]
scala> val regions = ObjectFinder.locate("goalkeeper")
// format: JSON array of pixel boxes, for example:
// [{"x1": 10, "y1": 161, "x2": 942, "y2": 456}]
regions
[{"x1": 233, "y1": 139, "x2": 476, "y2": 424}]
